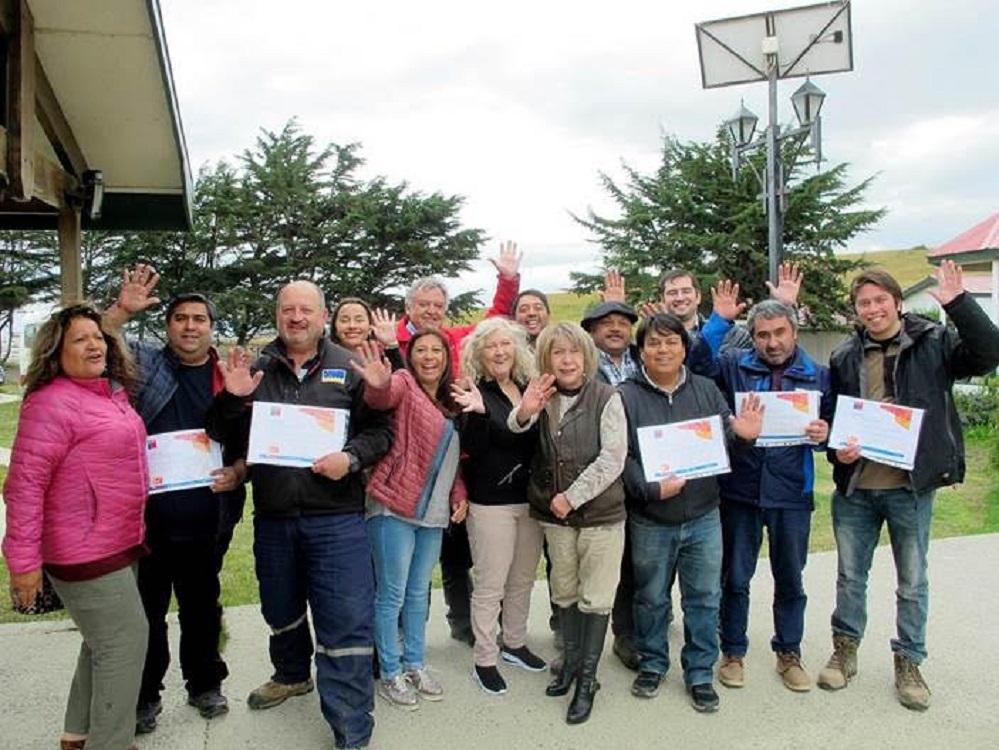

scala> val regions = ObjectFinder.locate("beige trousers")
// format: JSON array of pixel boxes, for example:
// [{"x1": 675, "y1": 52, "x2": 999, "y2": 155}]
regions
[
  {"x1": 543, "y1": 521, "x2": 625, "y2": 615},
  {"x1": 467, "y1": 503, "x2": 544, "y2": 666}
]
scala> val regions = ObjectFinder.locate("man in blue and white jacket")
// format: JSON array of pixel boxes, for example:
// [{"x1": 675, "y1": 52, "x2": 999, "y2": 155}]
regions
[{"x1": 701, "y1": 284, "x2": 832, "y2": 695}]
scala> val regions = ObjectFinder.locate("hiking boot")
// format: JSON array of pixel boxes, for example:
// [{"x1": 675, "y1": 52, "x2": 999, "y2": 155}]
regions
[
  {"x1": 405, "y1": 667, "x2": 444, "y2": 701},
  {"x1": 688, "y1": 682, "x2": 720, "y2": 713},
  {"x1": 894, "y1": 653, "x2": 931, "y2": 711},
  {"x1": 817, "y1": 635, "x2": 858, "y2": 691},
  {"x1": 718, "y1": 654, "x2": 745, "y2": 688},
  {"x1": 188, "y1": 688, "x2": 230, "y2": 718},
  {"x1": 613, "y1": 635, "x2": 641, "y2": 672},
  {"x1": 135, "y1": 699, "x2": 162, "y2": 735},
  {"x1": 501, "y1": 645, "x2": 547, "y2": 673},
  {"x1": 246, "y1": 678, "x2": 314, "y2": 710},
  {"x1": 776, "y1": 652, "x2": 811, "y2": 692},
  {"x1": 379, "y1": 674, "x2": 419, "y2": 711},
  {"x1": 473, "y1": 664, "x2": 508, "y2": 696},
  {"x1": 631, "y1": 670, "x2": 664, "y2": 699}
]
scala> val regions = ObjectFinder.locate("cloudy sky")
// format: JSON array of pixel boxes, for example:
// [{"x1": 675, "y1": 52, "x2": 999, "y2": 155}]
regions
[{"x1": 160, "y1": 0, "x2": 998, "y2": 297}]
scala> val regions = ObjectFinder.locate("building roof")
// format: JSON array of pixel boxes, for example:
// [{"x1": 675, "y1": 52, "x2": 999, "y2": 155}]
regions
[
  {"x1": 903, "y1": 274, "x2": 993, "y2": 299},
  {"x1": 0, "y1": 0, "x2": 191, "y2": 231},
  {"x1": 928, "y1": 212, "x2": 999, "y2": 264}
]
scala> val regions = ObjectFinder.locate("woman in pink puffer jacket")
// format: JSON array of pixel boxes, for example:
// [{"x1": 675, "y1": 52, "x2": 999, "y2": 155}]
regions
[{"x1": 3, "y1": 303, "x2": 149, "y2": 750}]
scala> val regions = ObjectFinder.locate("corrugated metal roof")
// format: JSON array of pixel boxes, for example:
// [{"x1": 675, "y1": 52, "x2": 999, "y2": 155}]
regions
[{"x1": 929, "y1": 212, "x2": 999, "y2": 258}]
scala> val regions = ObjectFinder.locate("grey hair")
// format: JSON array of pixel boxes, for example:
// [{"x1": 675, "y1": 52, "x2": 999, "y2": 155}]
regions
[
  {"x1": 746, "y1": 299, "x2": 798, "y2": 335},
  {"x1": 277, "y1": 279, "x2": 326, "y2": 313},
  {"x1": 405, "y1": 276, "x2": 449, "y2": 310},
  {"x1": 461, "y1": 317, "x2": 537, "y2": 385}
]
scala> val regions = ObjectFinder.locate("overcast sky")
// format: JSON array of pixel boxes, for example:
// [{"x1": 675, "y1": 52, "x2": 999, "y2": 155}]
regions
[{"x1": 160, "y1": 0, "x2": 998, "y2": 297}]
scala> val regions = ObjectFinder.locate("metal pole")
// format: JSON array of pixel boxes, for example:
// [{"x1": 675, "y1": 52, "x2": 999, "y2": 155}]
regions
[{"x1": 765, "y1": 55, "x2": 782, "y2": 285}]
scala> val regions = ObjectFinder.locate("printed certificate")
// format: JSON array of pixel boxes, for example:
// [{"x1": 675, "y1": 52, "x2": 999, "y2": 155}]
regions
[
  {"x1": 247, "y1": 401, "x2": 349, "y2": 468},
  {"x1": 827, "y1": 395, "x2": 925, "y2": 471},
  {"x1": 636, "y1": 415, "x2": 730, "y2": 481},
  {"x1": 736, "y1": 390, "x2": 820, "y2": 447},
  {"x1": 146, "y1": 429, "x2": 223, "y2": 494}
]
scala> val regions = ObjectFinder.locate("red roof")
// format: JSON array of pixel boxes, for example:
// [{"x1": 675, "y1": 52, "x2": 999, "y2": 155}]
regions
[{"x1": 929, "y1": 212, "x2": 999, "y2": 258}]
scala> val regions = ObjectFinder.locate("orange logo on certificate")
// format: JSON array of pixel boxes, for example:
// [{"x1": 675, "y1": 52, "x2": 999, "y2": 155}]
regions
[
  {"x1": 299, "y1": 407, "x2": 337, "y2": 432},
  {"x1": 678, "y1": 420, "x2": 713, "y2": 440},
  {"x1": 880, "y1": 404, "x2": 913, "y2": 429},
  {"x1": 776, "y1": 392, "x2": 811, "y2": 413},
  {"x1": 175, "y1": 431, "x2": 211, "y2": 452}
]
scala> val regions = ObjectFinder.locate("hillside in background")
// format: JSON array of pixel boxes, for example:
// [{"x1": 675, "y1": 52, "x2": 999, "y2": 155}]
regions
[{"x1": 458, "y1": 246, "x2": 941, "y2": 325}]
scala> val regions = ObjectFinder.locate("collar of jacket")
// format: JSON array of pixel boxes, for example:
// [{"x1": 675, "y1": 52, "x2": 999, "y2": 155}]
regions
[
  {"x1": 262, "y1": 336, "x2": 327, "y2": 376},
  {"x1": 737, "y1": 346, "x2": 817, "y2": 381}
]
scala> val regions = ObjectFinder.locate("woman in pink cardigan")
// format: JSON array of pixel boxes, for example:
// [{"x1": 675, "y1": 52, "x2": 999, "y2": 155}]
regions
[
  {"x1": 351, "y1": 330, "x2": 468, "y2": 712},
  {"x1": 3, "y1": 303, "x2": 149, "y2": 750}
]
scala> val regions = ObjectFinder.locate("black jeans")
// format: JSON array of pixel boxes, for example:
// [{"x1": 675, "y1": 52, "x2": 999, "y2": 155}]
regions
[
  {"x1": 138, "y1": 537, "x2": 228, "y2": 703},
  {"x1": 440, "y1": 522, "x2": 473, "y2": 631}
]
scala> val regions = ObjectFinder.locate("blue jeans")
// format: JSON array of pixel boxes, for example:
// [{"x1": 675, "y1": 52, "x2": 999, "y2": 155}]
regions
[
  {"x1": 367, "y1": 515, "x2": 444, "y2": 679},
  {"x1": 830, "y1": 488, "x2": 933, "y2": 662},
  {"x1": 631, "y1": 509, "x2": 722, "y2": 686},
  {"x1": 254, "y1": 514, "x2": 375, "y2": 749},
  {"x1": 719, "y1": 501, "x2": 811, "y2": 656}
]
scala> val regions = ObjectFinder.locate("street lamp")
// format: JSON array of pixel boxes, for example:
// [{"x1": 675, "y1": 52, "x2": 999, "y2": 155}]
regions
[
  {"x1": 723, "y1": 77, "x2": 826, "y2": 283},
  {"x1": 696, "y1": 1, "x2": 853, "y2": 285}
]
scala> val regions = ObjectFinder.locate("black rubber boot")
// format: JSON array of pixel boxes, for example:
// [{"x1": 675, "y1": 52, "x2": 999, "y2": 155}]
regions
[
  {"x1": 546, "y1": 605, "x2": 581, "y2": 697},
  {"x1": 566, "y1": 612, "x2": 609, "y2": 725}
]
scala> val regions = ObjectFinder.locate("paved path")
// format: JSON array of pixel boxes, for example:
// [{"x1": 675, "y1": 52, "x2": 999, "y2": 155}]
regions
[{"x1": 2, "y1": 533, "x2": 998, "y2": 749}]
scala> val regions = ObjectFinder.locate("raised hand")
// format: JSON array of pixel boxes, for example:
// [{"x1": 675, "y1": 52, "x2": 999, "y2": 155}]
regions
[
  {"x1": 488, "y1": 240, "x2": 522, "y2": 279},
  {"x1": 217, "y1": 346, "x2": 264, "y2": 396},
  {"x1": 349, "y1": 340, "x2": 393, "y2": 391},
  {"x1": 766, "y1": 263, "x2": 803, "y2": 307},
  {"x1": 516, "y1": 373, "x2": 556, "y2": 423},
  {"x1": 117, "y1": 263, "x2": 161, "y2": 315},
  {"x1": 451, "y1": 377, "x2": 485, "y2": 414},
  {"x1": 929, "y1": 260, "x2": 965, "y2": 306},
  {"x1": 371, "y1": 308, "x2": 399, "y2": 348},
  {"x1": 640, "y1": 300, "x2": 668, "y2": 318},
  {"x1": 601, "y1": 269, "x2": 626, "y2": 303},
  {"x1": 657, "y1": 475, "x2": 686, "y2": 500},
  {"x1": 730, "y1": 392, "x2": 764, "y2": 440},
  {"x1": 711, "y1": 279, "x2": 747, "y2": 322}
]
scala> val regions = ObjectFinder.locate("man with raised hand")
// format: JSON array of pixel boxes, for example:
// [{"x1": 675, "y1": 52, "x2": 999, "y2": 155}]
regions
[
  {"x1": 819, "y1": 261, "x2": 999, "y2": 711},
  {"x1": 104, "y1": 266, "x2": 246, "y2": 734},
  {"x1": 209, "y1": 280, "x2": 392, "y2": 750},
  {"x1": 700, "y1": 271, "x2": 831, "y2": 695}
]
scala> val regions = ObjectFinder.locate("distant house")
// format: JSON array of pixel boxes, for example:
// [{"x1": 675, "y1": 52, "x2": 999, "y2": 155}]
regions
[
  {"x1": 926, "y1": 212, "x2": 999, "y2": 323},
  {"x1": 902, "y1": 274, "x2": 997, "y2": 325}
]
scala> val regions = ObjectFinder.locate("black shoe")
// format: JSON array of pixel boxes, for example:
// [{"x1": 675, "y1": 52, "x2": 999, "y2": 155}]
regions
[
  {"x1": 631, "y1": 671, "x2": 664, "y2": 699},
  {"x1": 135, "y1": 698, "x2": 162, "y2": 734},
  {"x1": 473, "y1": 664, "x2": 508, "y2": 696},
  {"x1": 546, "y1": 605, "x2": 581, "y2": 697},
  {"x1": 688, "y1": 682, "x2": 720, "y2": 713},
  {"x1": 188, "y1": 688, "x2": 229, "y2": 719},
  {"x1": 566, "y1": 612, "x2": 609, "y2": 725},
  {"x1": 613, "y1": 635, "x2": 641, "y2": 672},
  {"x1": 501, "y1": 645, "x2": 547, "y2": 673}
]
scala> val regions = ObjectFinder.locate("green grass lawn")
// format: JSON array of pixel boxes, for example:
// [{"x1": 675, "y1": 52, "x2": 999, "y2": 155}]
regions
[{"x1": 2, "y1": 434, "x2": 997, "y2": 624}]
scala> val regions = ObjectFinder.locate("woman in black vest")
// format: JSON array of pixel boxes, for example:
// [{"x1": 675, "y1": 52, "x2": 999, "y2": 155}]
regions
[{"x1": 508, "y1": 321, "x2": 627, "y2": 725}]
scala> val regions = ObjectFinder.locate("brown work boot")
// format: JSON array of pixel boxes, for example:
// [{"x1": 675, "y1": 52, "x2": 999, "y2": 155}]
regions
[
  {"x1": 246, "y1": 678, "x2": 314, "y2": 710},
  {"x1": 817, "y1": 635, "x2": 858, "y2": 690},
  {"x1": 776, "y1": 651, "x2": 811, "y2": 692},
  {"x1": 894, "y1": 653, "x2": 931, "y2": 711},
  {"x1": 718, "y1": 653, "x2": 745, "y2": 688}
]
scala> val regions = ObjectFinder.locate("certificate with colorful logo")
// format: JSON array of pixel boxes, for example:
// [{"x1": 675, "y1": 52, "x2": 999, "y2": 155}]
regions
[
  {"x1": 736, "y1": 390, "x2": 820, "y2": 447},
  {"x1": 146, "y1": 429, "x2": 223, "y2": 494},
  {"x1": 247, "y1": 402, "x2": 349, "y2": 468},
  {"x1": 827, "y1": 395, "x2": 924, "y2": 471},
  {"x1": 636, "y1": 415, "x2": 730, "y2": 481}
]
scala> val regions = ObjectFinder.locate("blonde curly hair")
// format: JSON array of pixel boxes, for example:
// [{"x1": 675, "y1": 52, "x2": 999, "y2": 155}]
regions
[{"x1": 460, "y1": 317, "x2": 536, "y2": 385}]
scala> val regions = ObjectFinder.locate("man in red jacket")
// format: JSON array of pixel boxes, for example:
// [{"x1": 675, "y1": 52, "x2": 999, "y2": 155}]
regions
[{"x1": 383, "y1": 242, "x2": 522, "y2": 645}]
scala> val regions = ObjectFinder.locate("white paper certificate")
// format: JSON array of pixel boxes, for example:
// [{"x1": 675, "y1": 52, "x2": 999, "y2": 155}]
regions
[
  {"x1": 827, "y1": 395, "x2": 925, "y2": 471},
  {"x1": 636, "y1": 415, "x2": 730, "y2": 481},
  {"x1": 247, "y1": 402, "x2": 349, "y2": 468},
  {"x1": 146, "y1": 429, "x2": 223, "y2": 494},
  {"x1": 736, "y1": 390, "x2": 820, "y2": 447}
]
